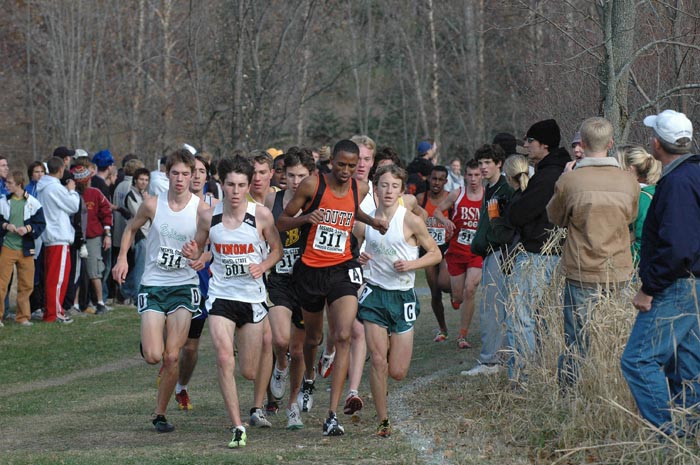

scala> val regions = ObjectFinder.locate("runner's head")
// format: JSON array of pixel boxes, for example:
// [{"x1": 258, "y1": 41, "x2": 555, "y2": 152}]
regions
[
  {"x1": 283, "y1": 147, "x2": 316, "y2": 193},
  {"x1": 464, "y1": 159, "x2": 482, "y2": 191},
  {"x1": 350, "y1": 135, "x2": 376, "y2": 183},
  {"x1": 428, "y1": 166, "x2": 448, "y2": 195},
  {"x1": 248, "y1": 150, "x2": 274, "y2": 198},
  {"x1": 374, "y1": 164, "x2": 407, "y2": 208},
  {"x1": 190, "y1": 155, "x2": 210, "y2": 195},
  {"x1": 166, "y1": 149, "x2": 196, "y2": 194},
  {"x1": 331, "y1": 139, "x2": 360, "y2": 184},
  {"x1": 218, "y1": 155, "x2": 253, "y2": 208}
]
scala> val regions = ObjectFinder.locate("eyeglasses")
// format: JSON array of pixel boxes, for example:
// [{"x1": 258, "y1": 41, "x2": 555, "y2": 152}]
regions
[{"x1": 525, "y1": 137, "x2": 535, "y2": 143}]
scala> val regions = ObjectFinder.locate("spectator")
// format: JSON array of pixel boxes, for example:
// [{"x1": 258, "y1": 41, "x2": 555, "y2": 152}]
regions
[
  {"x1": 617, "y1": 145, "x2": 662, "y2": 263},
  {"x1": 36, "y1": 157, "x2": 80, "y2": 324},
  {"x1": 71, "y1": 165, "x2": 112, "y2": 315},
  {"x1": 444, "y1": 158, "x2": 464, "y2": 192},
  {"x1": 122, "y1": 168, "x2": 151, "y2": 303},
  {"x1": 26, "y1": 162, "x2": 45, "y2": 198},
  {"x1": 316, "y1": 146, "x2": 331, "y2": 174},
  {"x1": 407, "y1": 140, "x2": 436, "y2": 195},
  {"x1": 546, "y1": 117, "x2": 639, "y2": 387},
  {"x1": 0, "y1": 156, "x2": 9, "y2": 196},
  {"x1": 506, "y1": 118, "x2": 570, "y2": 383},
  {"x1": 149, "y1": 156, "x2": 169, "y2": 196},
  {"x1": 0, "y1": 170, "x2": 46, "y2": 327},
  {"x1": 113, "y1": 158, "x2": 144, "y2": 303},
  {"x1": 53, "y1": 146, "x2": 75, "y2": 170},
  {"x1": 620, "y1": 110, "x2": 700, "y2": 436}
]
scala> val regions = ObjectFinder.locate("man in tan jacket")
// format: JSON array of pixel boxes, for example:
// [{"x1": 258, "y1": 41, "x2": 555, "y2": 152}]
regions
[{"x1": 546, "y1": 117, "x2": 639, "y2": 387}]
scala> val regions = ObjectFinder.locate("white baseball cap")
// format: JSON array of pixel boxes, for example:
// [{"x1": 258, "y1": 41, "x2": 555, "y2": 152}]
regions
[
  {"x1": 73, "y1": 149, "x2": 89, "y2": 159},
  {"x1": 644, "y1": 109, "x2": 693, "y2": 145}
]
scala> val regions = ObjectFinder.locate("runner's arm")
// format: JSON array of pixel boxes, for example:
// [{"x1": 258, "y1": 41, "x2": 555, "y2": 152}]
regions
[
  {"x1": 394, "y1": 212, "x2": 441, "y2": 272},
  {"x1": 112, "y1": 196, "x2": 155, "y2": 284},
  {"x1": 276, "y1": 176, "x2": 322, "y2": 231}
]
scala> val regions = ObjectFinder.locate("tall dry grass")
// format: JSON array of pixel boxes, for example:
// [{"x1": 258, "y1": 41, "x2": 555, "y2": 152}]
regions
[{"x1": 497, "y1": 228, "x2": 700, "y2": 464}]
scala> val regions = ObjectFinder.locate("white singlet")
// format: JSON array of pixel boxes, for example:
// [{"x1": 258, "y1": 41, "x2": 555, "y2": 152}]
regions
[
  {"x1": 142, "y1": 193, "x2": 200, "y2": 286},
  {"x1": 363, "y1": 205, "x2": 418, "y2": 291},
  {"x1": 207, "y1": 201, "x2": 268, "y2": 303}
]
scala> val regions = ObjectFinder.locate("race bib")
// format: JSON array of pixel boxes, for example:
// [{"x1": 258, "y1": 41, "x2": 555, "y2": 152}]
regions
[
  {"x1": 275, "y1": 247, "x2": 300, "y2": 274},
  {"x1": 348, "y1": 267, "x2": 363, "y2": 285},
  {"x1": 404, "y1": 302, "x2": 417, "y2": 322},
  {"x1": 222, "y1": 256, "x2": 250, "y2": 278},
  {"x1": 157, "y1": 246, "x2": 187, "y2": 271},
  {"x1": 358, "y1": 285, "x2": 372, "y2": 304},
  {"x1": 312, "y1": 225, "x2": 348, "y2": 254},
  {"x1": 457, "y1": 229, "x2": 475, "y2": 246},
  {"x1": 427, "y1": 227, "x2": 446, "y2": 245}
]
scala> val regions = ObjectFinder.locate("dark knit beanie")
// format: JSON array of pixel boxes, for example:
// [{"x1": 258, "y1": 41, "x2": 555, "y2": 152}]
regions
[
  {"x1": 492, "y1": 133, "x2": 517, "y2": 155},
  {"x1": 526, "y1": 119, "x2": 561, "y2": 149}
]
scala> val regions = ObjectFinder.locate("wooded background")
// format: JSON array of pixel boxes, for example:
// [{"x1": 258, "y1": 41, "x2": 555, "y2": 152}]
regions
[{"x1": 2, "y1": 0, "x2": 699, "y2": 168}]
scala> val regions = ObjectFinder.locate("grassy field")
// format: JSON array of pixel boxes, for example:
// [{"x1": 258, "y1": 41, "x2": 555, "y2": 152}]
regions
[{"x1": 1, "y1": 272, "x2": 699, "y2": 464}]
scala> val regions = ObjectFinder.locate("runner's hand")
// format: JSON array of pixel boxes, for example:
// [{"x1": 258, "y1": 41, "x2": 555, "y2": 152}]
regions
[
  {"x1": 359, "y1": 252, "x2": 372, "y2": 265},
  {"x1": 181, "y1": 239, "x2": 199, "y2": 259},
  {"x1": 249, "y1": 263, "x2": 264, "y2": 279},
  {"x1": 306, "y1": 210, "x2": 324, "y2": 225}
]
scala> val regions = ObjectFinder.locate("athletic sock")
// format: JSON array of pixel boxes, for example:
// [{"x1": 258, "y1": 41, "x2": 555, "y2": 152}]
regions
[{"x1": 176, "y1": 383, "x2": 187, "y2": 394}]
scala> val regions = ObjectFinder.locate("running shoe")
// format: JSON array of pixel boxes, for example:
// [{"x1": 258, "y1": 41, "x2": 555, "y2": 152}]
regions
[
  {"x1": 228, "y1": 426, "x2": 247, "y2": 448},
  {"x1": 460, "y1": 363, "x2": 501, "y2": 376},
  {"x1": 175, "y1": 389, "x2": 193, "y2": 411},
  {"x1": 457, "y1": 336, "x2": 472, "y2": 349},
  {"x1": 95, "y1": 303, "x2": 108, "y2": 315},
  {"x1": 343, "y1": 390, "x2": 364, "y2": 415},
  {"x1": 317, "y1": 348, "x2": 336, "y2": 378},
  {"x1": 249, "y1": 408, "x2": 272, "y2": 428},
  {"x1": 265, "y1": 400, "x2": 279, "y2": 414},
  {"x1": 377, "y1": 419, "x2": 392, "y2": 437},
  {"x1": 55, "y1": 315, "x2": 74, "y2": 325},
  {"x1": 286, "y1": 404, "x2": 304, "y2": 430},
  {"x1": 152, "y1": 414, "x2": 174, "y2": 433},
  {"x1": 270, "y1": 365, "x2": 289, "y2": 400},
  {"x1": 433, "y1": 330, "x2": 447, "y2": 342},
  {"x1": 297, "y1": 376, "x2": 315, "y2": 412},
  {"x1": 323, "y1": 412, "x2": 345, "y2": 436},
  {"x1": 451, "y1": 300, "x2": 461, "y2": 310}
]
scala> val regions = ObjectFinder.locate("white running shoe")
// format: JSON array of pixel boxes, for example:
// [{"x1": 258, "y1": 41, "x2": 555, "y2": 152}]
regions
[
  {"x1": 270, "y1": 364, "x2": 289, "y2": 400},
  {"x1": 460, "y1": 363, "x2": 501, "y2": 377},
  {"x1": 249, "y1": 408, "x2": 272, "y2": 428},
  {"x1": 297, "y1": 376, "x2": 315, "y2": 412},
  {"x1": 317, "y1": 348, "x2": 336, "y2": 378},
  {"x1": 286, "y1": 404, "x2": 304, "y2": 430}
]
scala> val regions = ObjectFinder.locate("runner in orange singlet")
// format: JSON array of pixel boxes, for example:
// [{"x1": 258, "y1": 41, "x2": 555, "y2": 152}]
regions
[{"x1": 276, "y1": 139, "x2": 387, "y2": 437}]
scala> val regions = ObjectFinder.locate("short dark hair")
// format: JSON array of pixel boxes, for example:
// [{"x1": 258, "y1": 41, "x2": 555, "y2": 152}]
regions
[
  {"x1": 332, "y1": 139, "x2": 360, "y2": 158},
  {"x1": 431, "y1": 165, "x2": 449, "y2": 176},
  {"x1": 466, "y1": 159, "x2": 479, "y2": 170},
  {"x1": 284, "y1": 147, "x2": 316, "y2": 173},
  {"x1": 218, "y1": 155, "x2": 254, "y2": 184},
  {"x1": 47, "y1": 157, "x2": 64, "y2": 174},
  {"x1": 473, "y1": 144, "x2": 506, "y2": 165},
  {"x1": 132, "y1": 168, "x2": 150, "y2": 185},
  {"x1": 27, "y1": 161, "x2": 45, "y2": 180},
  {"x1": 194, "y1": 155, "x2": 211, "y2": 175}
]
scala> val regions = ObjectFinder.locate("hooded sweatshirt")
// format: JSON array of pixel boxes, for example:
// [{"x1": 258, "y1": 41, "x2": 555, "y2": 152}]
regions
[{"x1": 36, "y1": 175, "x2": 80, "y2": 245}]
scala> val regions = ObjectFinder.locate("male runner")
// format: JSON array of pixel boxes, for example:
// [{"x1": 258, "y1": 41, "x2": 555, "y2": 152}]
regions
[
  {"x1": 112, "y1": 149, "x2": 206, "y2": 433},
  {"x1": 416, "y1": 165, "x2": 453, "y2": 342},
  {"x1": 264, "y1": 148, "x2": 316, "y2": 429},
  {"x1": 276, "y1": 139, "x2": 387, "y2": 436},
  {"x1": 182, "y1": 155, "x2": 282, "y2": 448},
  {"x1": 434, "y1": 159, "x2": 484, "y2": 349},
  {"x1": 355, "y1": 164, "x2": 441, "y2": 437}
]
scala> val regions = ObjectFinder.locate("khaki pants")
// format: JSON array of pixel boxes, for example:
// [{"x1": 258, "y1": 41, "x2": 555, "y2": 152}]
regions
[{"x1": 0, "y1": 245, "x2": 35, "y2": 324}]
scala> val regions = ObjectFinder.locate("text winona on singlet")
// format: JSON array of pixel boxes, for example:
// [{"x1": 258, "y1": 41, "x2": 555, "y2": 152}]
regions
[{"x1": 207, "y1": 201, "x2": 268, "y2": 304}]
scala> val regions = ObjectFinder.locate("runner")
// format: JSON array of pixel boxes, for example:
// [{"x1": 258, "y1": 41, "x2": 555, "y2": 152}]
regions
[
  {"x1": 415, "y1": 165, "x2": 453, "y2": 342},
  {"x1": 173, "y1": 155, "x2": 219, "y2": 411},
  {"x1": 276, "y1": 139, "x2": 388, "y2": 436},
  {"x1": 434, "y1": 159, "x2": 484, "y2": 349},
  {"x1": 355, "y1": 164, "x2": 441, "y2": 437},
  {"x1": 264, "y1": 148, "x2": 316, "y2": 429},
  {"x1": 182, "y1": 155, "x2": 283, "y2": 448},
  {"x1": 112, "y1": 149, "x2": 206, "y2": 433}
]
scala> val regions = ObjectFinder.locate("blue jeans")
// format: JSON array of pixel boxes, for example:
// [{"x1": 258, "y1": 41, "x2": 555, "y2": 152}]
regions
[
  {"x1": 121, "y1": 240, "x2": 145, "y2": 302},
  {"x1": 621, "y1": 278, "x2": 700, "y2": 434},
  {"x1": 506, "y1": 251, "x2": 559, "y2": 381},
  {"x1": 478, "y1": 251, "x2": 507, "y2": 365}
]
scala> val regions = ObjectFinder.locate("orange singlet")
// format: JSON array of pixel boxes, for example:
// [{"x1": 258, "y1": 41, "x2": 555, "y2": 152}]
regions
[
  {"x1": 300, "y1": 174, "x2": 359, "y2": 268},
  {"x1": 421, "y1": 194, "x2": 452, "y2": 247}
]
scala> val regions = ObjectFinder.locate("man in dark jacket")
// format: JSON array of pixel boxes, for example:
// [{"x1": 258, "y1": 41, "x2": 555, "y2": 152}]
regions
[
  {"x1": 506, "y1": 118, "x2": 569, "y2": 383},
  {"x1": 621, "y1": 110, "x2": 700, "y2": 436}
]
